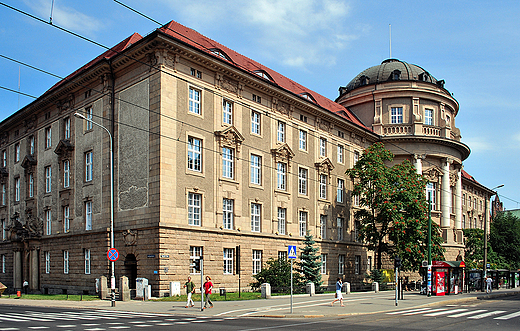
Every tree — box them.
[298,231,323,288]
[250,257,304,291]
[346,142,444,271]
[490,211,520,270]
[463,228,484,270]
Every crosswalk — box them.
[0,310,238,330]
[387,306,520,320]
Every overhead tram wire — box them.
[0,85,37,99]
[2,2,508,205]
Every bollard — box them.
[17,290,21,297]
[344,282,351,295]
[261,283,271,299]
[372,282,379,293]
[306,282,315,296]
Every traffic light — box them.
[192,258,201,272]
[394,256,401,269]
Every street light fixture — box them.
[74,112,115,307]
[483,184,504,290]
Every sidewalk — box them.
[1,288,519,318]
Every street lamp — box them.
[483,184,504,289]
[74,112,115,307]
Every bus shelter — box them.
[428,261,465,296]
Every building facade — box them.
[0,21,494,296]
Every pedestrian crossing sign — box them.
[288,245,297,259]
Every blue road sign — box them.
[288,245,297,259]
[107,248,119,262]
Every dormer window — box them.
[359,75,369,86]
[299,92,317,104]
[209,48,232,62]
[419,72,430,82]
[253,70,274,82]
[391,70,401,81]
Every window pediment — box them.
[315,158,334,175]
[54,139,74,157]
[21,154,37,169]
[271,144,295,165]
[423,166,442,182]
[215,126,244,152]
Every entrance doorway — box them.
[123,254,137,289]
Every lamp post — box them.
[483,184,503,287]
[74,112,115,307]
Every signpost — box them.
[107,248,119,262]
[288,245,297,314]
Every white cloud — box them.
[462,137,493,153]
[24,0,103,36]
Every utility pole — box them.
[427,193,432,297]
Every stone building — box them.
[0,20,494,296]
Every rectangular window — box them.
[85,201,92,230]
[85,249,91,275]
[320,215,327,239]
[354,151,360,165]
[28,173,34,198]
[426,182,436,210]
[252,250,262,275]
[2,219,5,240]
[354,220,361,242]
[276,162,286,190]
[391,107,403,124]
[187,137,202,172]
[337,178,344,203]
[188,192,201,226]
[368,256,373,272]
[63,206,70,233]
[223,100,233,125]
[2,150,6,167]
[250,154,262,185]
[64,117,71,140]
[319,174,327,199]
[223,248,234,275]
[277,207,286,235]
[14,143,20,162]
[353,194,360,207]
[45,252,50,274]
[277,121,285,143]
[299,211,307,237]
[278,251,287,260]
[86,107,93,130]
[1,184,5,205]
[252,94,261,103]
[45,210,51,235]
[299,130,307,151]
[337,217,344,241]
[45,166,52,193]
[338,254,345,274]
[14,177,20,202]
[45,127,52,148]
[462,193,466,206]
[63,251,69,274]
[222,147,234,179]
[63,160,70,188]
[425,108,433,126]
[446,114,451,127]
[319,138,327,157]
[2,254,5,273]
[321,254,327,274]
[251,111,261,135]
[337,145,344,163]
[355,255,361,274]
[251,203,261,232]
[223,198,234,230]
[189,246,202,274]
[29,136,35,155]
[85,152,93,182]
[188,87,201,115]
[298,168,308,195]
[190,68,202,79]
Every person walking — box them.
[331,278,344,306]
[23,280,29,295]
[486,276,493,293]
[183,276,195,308]
[203,276,213,309]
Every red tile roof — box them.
[158,20,369,130]
[462,169,479,184]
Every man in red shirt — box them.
[203,276,213,309]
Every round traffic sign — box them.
[107,248,119,262]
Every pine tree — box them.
[297,231,323,288]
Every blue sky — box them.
[1,0,519,209]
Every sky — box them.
[1,0,519,209]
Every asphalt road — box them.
[1,295,519,330]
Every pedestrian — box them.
[183,276,195,308]
[203,276,213,309]
[486,276,493,293]
[23,280,29,294]
[331,278,344,307]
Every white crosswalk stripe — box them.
[448,309,487,318]
[467,310,507,319]
[424,308,468,316]
[495,310,520,320]
[388,307,520,321]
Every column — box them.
[13,250,22,289]
[441,159,451,228]
[455,168,462,230]
[414,155,422,174]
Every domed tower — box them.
[336,59,470,259]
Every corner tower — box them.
[336,59,471,259]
